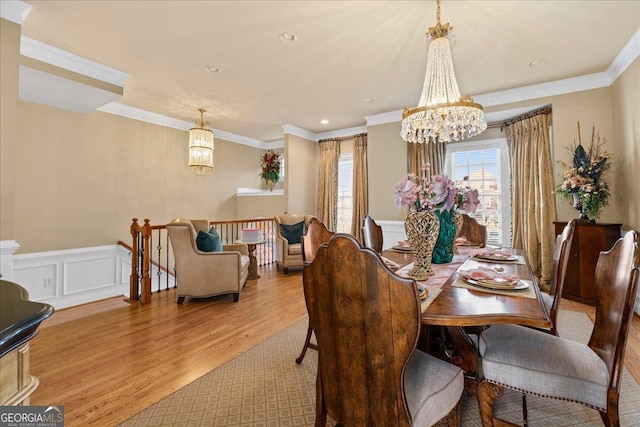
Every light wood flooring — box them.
[29,264,640,427]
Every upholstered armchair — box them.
[166,219,250,304]
[274,213,315,274]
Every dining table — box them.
[381,245,551,389]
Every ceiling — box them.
[15,1,640,143]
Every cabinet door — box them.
[576,226,606,302]
[562,229,582,299]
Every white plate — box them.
[472,253,518,262]
[418,284,428,300]
[392,244,412,252]
[464,277,529,291]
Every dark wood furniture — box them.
[361,214,384,253]
[478,230,640,427]
[304,235,463,426]
[554,221,621,305]
[382,249,550,382]
[301,218,334,264]
[295,218,335,364]
[460,214,487,247]
[236,240,265,280]
[0,280,54,405]
[545,219,576,336]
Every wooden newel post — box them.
[140,219,152,304]
[129,218,140,301]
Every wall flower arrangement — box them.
[555,123,612,221]
[259,149,281,190]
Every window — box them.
[445,138,511,247]
[336,153,353,234]
[278,154,285,182]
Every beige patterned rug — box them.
[120,311,640,426]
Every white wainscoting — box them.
[376,220,406,250]
[11,244,132,310]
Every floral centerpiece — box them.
[395,164,480,274]
[555,123,612,221]
[259,149,281,191]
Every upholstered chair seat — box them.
[479,324,609,410]
[404,349,465,426]
[477,230,640,426]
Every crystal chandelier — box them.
[188,109,214,174]
[401,0,487,144]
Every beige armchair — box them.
[274,213,315,274]
[166,219,250,304]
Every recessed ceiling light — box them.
[279,32,297,42]
[364,98,375,103]
[527,59,545,68]
[320,119,329,125]
[204,66,221,73]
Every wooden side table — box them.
[237,240,265,280]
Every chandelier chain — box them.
[402,0,486,143]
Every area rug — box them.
[120,311,640,426]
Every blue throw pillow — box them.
[196,228,223,252]
[279,221,305,244]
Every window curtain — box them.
[505,110,556,286]
[407,140,446,178]
[317,139,340,231]
[350,134,368,241]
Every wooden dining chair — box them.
[460,214,487,247]
[304,234,463,426]
[362,214,384,253]
[295,217,334,364]
[477,230,640,427]
[540,219,576,336]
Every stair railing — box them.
[128,217,276,304]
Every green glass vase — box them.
[432,209,456,264]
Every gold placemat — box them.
[452,277,536,299]
[420,288,442,312]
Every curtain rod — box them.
[319,132,367,143]
[484,106,552,130]
[503,106,552,127]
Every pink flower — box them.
[394,175,418,209]
[428,174,457,212]
[459,188,480,213]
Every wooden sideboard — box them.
[0,280,54,405]
[554,221,622,305]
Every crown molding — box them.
[21,37,128,87]
[215,129,266,149]
[0,1,31,25]
[316,125,367,140]
[98,102,267,148]
[282,124,318,142]
[606,27,640,83]
[21,23,637,147]
[365,110,403,127]
[265,139,285,149]
[475,72,611,107]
